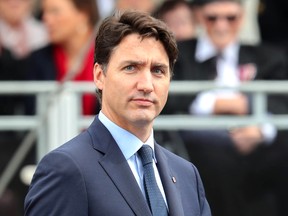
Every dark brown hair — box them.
[94,10,178,73]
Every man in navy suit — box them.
[24,11,211,216]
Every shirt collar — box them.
[195,35,239,63]
[98,111,155,161]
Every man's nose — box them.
[136,71,154,93]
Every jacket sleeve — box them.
[193,165,212,216]
[24,150,88,216]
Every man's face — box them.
[200,2,243,49]
[94,33,170,134]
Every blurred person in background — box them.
[21,0,100,209]
[0,0,48,115]
[115,0,160,14]
[9,1,100,213]
[1,0,98,214]
[0,0,48,59]
[27,0,100,115]
[0,44,35,216]
[0,6,42,211]
[153,0,196,41]
[164,0,288,215]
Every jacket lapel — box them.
[239,45,253,65]
[88,117,151,216]
[155,144,185,216]
[239,46,258,81]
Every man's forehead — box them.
[202,2,243,14]
[110,35,169,61]
[195,0,242,5]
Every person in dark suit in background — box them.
[164,0,288,216]
[24,11,211,216]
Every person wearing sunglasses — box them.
[164,0,288,216]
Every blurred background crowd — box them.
[1,0,288,215]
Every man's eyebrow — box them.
[120,60,145,66]
[120,60,169,69]
[152,63,169,69]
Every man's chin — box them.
[131,113,156,125]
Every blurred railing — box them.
[0,80,288,195]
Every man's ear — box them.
[93,63,104,90]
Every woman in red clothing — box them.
[28,0,100,115]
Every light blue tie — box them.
[138,145,168,216]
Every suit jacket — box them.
[24,116,211,216]
[0,47,30,115]
[164,38,288,115]
[26,45,57,80]
[258,0,288,45]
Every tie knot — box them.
[138,145,153,166]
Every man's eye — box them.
[152,68,165,75]
[124,65,135,71]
